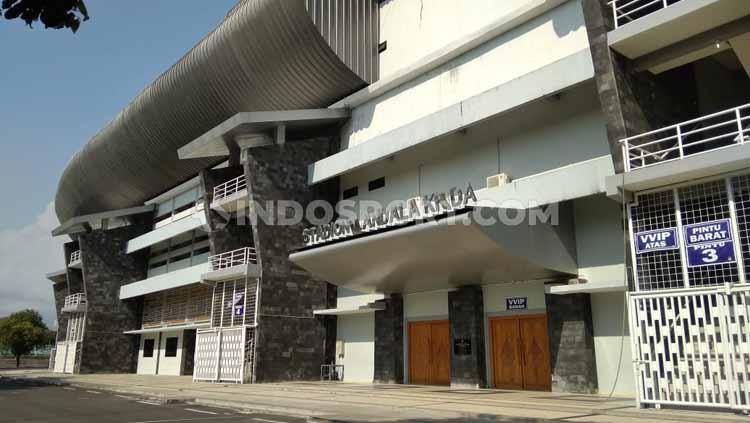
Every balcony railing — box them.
[621,103,750,172]
[609,0,683,29]
[69,250,81,265]
[208,247,258,272]
[63,293,87,311]
[213,175,247,203]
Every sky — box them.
[0,0,237,328]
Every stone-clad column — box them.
[52,281,68,343]
[581,0,699,173]
[77,218,151,374]
[64,241,83,295]
[449,286,487,388]
[242,138,340,382]
[374,294,404,384]
[545,293,598,394]
[200,166,256,253]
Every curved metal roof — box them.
[55,0,371,222]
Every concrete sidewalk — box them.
[2,370,748,423]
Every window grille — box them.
[732,174,750,278]
[678,180,738,287]
[210,279,258,328]
[629,190,684,291]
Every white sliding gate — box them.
[194,327,250,383]
[629,285,750,411]
[53,341,79,374]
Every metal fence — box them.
[609,0,683,28]
[208,247,258,272]
[621,103,750,172]
[213,175,247,204]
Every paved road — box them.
[0,378,305,423]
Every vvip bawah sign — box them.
[506,297,527,310]
[683,219,736,268]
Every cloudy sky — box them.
[0,1,236,328]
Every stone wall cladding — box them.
[545,293,598,394]
[374,294,404,384]
[77,219,151,374]
[581,0,698,173]
[200,166,256,254]
[242,138,339,383]
[449,286,487,388]
[64,241,84,295]
[52,282,68,343]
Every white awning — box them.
[124,322,210,335]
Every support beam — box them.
[730,32,750,78]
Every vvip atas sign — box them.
[635,228,679,254]
[303,184,478,247]
[683,219,736,268]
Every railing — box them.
[64,293,87,309]
[213,175,247,203]
[208,247,258,271]
[621,103,750,171]
[69,250,81,264]
[609,0,683,29]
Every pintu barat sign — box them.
[303,184,478,247]
[683,219,736,268]
[634,228,679,254]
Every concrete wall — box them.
[339,88,608,208]
[591,291,635,396]
[336,314,375,383]
[404,291,449,320]
[343,0,590,148]
[483,282,547,315]
[573,195,625,285]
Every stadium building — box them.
[44,0,750,409]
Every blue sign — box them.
[683,219,737,268]
[232,293,245,317]
[234,305,244,316]
[506,297,527,311]
[635,228,679,254]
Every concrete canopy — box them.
[289,207,578,294]
[54,0,373,222]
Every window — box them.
[147,230,211,277]
[368,177,385,191]
[343,186,359,200]
[143,339,155,358]
[164,337,179,357]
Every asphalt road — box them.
[0,377,305,423]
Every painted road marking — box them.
[184,408,217,415]
[116,394,136,400]
[137,400,163,406]
[86,390,102,394]
[129,417,245,423]
[63,387,76,391]
[253,418,287,423]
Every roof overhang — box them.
[313,302,386,316]
[52,205,155,237]
[46,269,68,284]
[178,109,351,160]
[290,206,578,294]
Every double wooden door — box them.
[490,315,551,391]
[408,320,450,386]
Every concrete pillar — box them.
[373,294,404,384]
[242,138,339,382]
[545,293,598,394]
[449,286,487,388]
[52,281,68,343]
[77,219,151,374]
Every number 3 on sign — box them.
[701,248,719,263]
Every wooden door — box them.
[518,315,551,391]
[408,320,450,386]
[408,322,431,385]
[490,315,551,391]
[429,321,451,386]
[490,317,523,389]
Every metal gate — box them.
[53,341,78,374]
[629,285,750,411]
[193,327,248,383]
